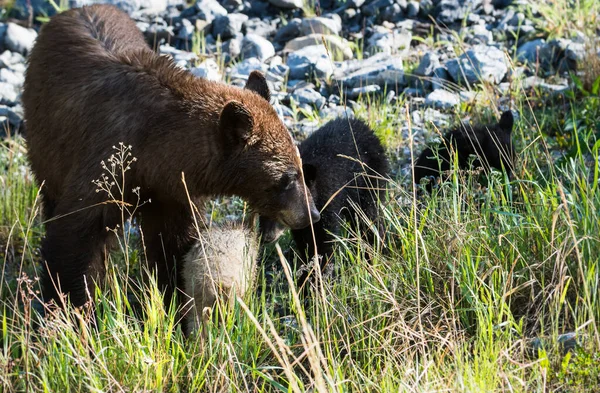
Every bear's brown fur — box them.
[23,4,319,308]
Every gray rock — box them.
[328,94,341,104]
[0,50,25,69]
[231,57,269,78]
[194,0,228,23]
[0,82,18,105]
[334,53,404,88]
[529,332,579,358]
[241,34,275,61]
[406,1,419,17]
[335,0,365,8]
[274,102,295,121]
[0,68,24,87]
[221,34,243,61]
[381,4,404,23]
[433,0,481,25]
[190,59,222,81]
[301,16,342,36]
[367,28,412,56]
[0,24,5,53]
[432,66,450,90]
[177,18,195,41]
[220,0,243,12]
[319,106,354,120]
[212,13,248,40]
[516,39,546,65]
[415,52,440,76]
[284,34,353,60]
[492,0,512,8]
[267,64,290,82]
[467,24,493,45]
[4,23,37,56]
[159,44,198,64]
[345,84,381,99]
[517,38,583,73]
[269,0,303,9]
[290,87,326,109]
[274,18,302,43]
[139,0,173,12]
[287,45,334,80]
[446,45,507,85]
[362,0,394,17]
[0,104,23,129]
[550,38,585,72]
[69,0,149,15]
[403,87,425,97]
[243,18,277,38]
[425,89,460,109]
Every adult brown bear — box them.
[23,4,319,308]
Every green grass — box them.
[2,4,600,389]
[2,78,600,391]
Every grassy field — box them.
[2,6,600,393]
[2,85,600,391]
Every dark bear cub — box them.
[414,110,515,191]
[261,117,390,289]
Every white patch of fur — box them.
[182,225,258,335]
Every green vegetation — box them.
[2,3,600,390]
[2,71,600,390]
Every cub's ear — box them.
[245,71,271,102]
[498,110,514,133]
[220,101,255,148]
[302,163,317,187]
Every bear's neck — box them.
[122,52,252,199]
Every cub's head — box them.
[476,110,515,177]
[218,71,320,230]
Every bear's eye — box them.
[280,172,297,190]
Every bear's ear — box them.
[220,101,255,148]
[245,71,271,102]
[302,163,317,187]
[498,110,514,133]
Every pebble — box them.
[241,34,275,61]
[268,0,304,9]
[4,23,37,55]
[212,13,248,40]
[290,87,326,109]
[446,45,508,85]
[425,89,460,109]
[287,45,334,80]
[284,34,353,60]
[190,59,222,81]
[300,16,342,36]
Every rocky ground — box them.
[0,0,599,175]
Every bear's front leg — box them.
[139,201,196,312]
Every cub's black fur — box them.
[414,110,515,191]
[260,117,389,288]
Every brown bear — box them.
[260,117,389,291]
[181,220,258,336]
[413,110,515,192]
[22,4,319,309]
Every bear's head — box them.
[219,71,320,230]
[474,110,515,177]
[259,162,318,243]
